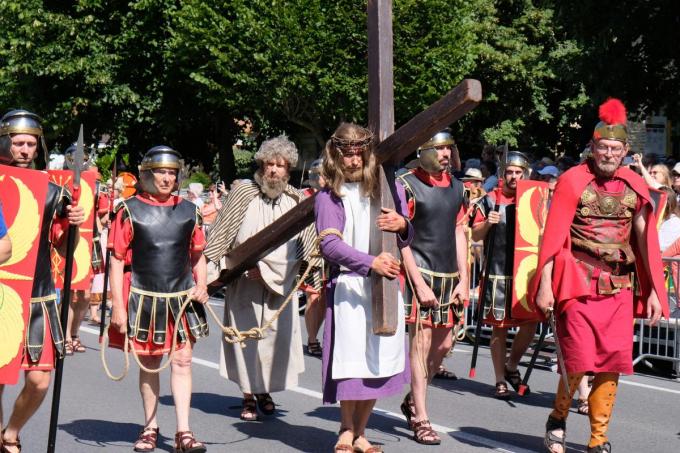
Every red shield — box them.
[0,165,48,384]
[48,170,98,290]
[511,180,550,321]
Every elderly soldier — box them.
[396,131,469,445]
[0,110,85,453]
[532,99,668,453]
[109,146,209,453]
[471,151,538,399]
[204,136,316,422]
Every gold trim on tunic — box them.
[129,286,192,298]
[30,294,58,303]
[417,268,460,278]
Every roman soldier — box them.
[470,151,539,399]
[109,145,209,453]
[531,99,668,453]
[0,109,85,453]
[396,130,469,445]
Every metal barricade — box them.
[632,257,680,377]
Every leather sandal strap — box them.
[175,431,204,449]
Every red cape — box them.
[528,162,669,318]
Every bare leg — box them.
[409,326,432,423]
[337,401,357,448]
[352,399,377,451]
[490,326,508,384]
[170,343,194,432]
[304,291,324,344]
[427,327,453,384]
[506,322,538,370]
[2,370,52,453]
[67,290,90,343]
[135,355,162,449]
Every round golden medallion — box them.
[581,206,591,216]
[599,196,618,215]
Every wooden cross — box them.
[208,0,482,335]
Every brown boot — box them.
[587,372,619,450]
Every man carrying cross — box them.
[316,122,413,453]
[203,135,316,422]
[0,110,85,453]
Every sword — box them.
[547,308,571,395]
[517,320,549,396]
[47,125,85,453]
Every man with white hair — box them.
[204,135,316,422]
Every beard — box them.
[255,171,289,199]
[592,159,618,178]
[343,167,363,182]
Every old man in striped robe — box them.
[204,135,316,422]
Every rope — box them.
[100,294,195,380]
[203,262,314,348]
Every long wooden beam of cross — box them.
[207,1,482,335]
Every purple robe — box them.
[315,184,413,404]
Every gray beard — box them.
[592,160,617,178]
[255,171,289,199]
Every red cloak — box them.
[528,162,669,318]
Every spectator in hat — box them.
[536,165,560,193]
[461,167,486,203]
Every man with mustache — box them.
[531,98,668,453]
[204,136,317,422]
[395,130,469,445]
[470,151,539,400]
[0,110,85,453]
[109,146,210,452]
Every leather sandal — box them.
[494,381,511,400]
[544,416,566,453]
[504,366,526,394]
[577,397,589,415]
[306,340,322,357]
[174,431,206,453]
[240,396,258,421]
[411,419,441,445]
[72,337,86,353]
[133,426,159,452]
[64,339,74,356]
[254,393,276,415]
[0,430,21,453]
[400,392,415,429]
[352,434,384,452]
[334,427,354,452]
[587,442,611,453]
[433,364,458,380]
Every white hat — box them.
[188,182,204,197]
[461,168,484,181]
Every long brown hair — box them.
[322,122,379,198]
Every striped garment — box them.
[203,181,317,272]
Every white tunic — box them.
[331,182,406,379]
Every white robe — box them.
[331,183,406,379]
[219,193,304,393]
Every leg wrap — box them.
[588,372,619,449]
[549,372,584,421]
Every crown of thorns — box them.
[331,131,373,150]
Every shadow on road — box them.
[59,419,176,451]
[431,377,559,410]
[452,426,585,452]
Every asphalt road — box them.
[3,298,679,452]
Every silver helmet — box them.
[305,158,323,189]
[62,142,95,171]
[417,130,455,173]
[0,109,48,166]
[501,151,530,178]
[138,145,183,194]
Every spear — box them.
[47,125,85,453]
[469,188,501,378]
[99,158,117,340]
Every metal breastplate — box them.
[399,172,464,274]
[125,197,198,293]
[31,182,66,299]
[571,182,636,265]
[478,194,516,277]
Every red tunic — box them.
[108,194,205,356]
[529,163,669,374]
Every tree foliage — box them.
[0,0,676,179]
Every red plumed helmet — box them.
[598,98,627,125]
